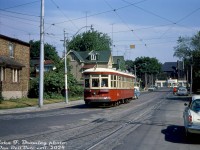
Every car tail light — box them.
[188,115,193,125]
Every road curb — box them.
[0,100,84,115]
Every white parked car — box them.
[148,85,156,91]
[177,87,188,96]
[183,95,200,137]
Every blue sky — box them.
[0,0,200,63]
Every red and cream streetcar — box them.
[83,68,135,106]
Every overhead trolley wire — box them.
[104,0,148,45]
[0,9,39,17]
[50,0,79,30]
[104,0,156,58]
[158,7,200,38]
[0,0,40,10]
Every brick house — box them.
[67,50,113,84]
[0,34,30,99]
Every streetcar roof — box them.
[83,68,135,78]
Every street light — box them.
[62,25,93,104]
[73,25,93,38]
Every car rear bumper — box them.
[186,125,200,134]
[177,93,188,96]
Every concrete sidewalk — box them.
[0,100,85,115]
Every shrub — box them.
[0,92,3,104]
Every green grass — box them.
[0,96,83,110]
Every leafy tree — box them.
[68,30,112,51]
[126,60,135,73]
[173,36,192,59]
[174,31,200,92]
[174,31,200,60]
[132,57,162,75]
[126,57,162,88]
[29,40,60,64]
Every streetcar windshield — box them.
[92,78,99,87]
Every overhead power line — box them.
[1,0,40,10]
[50,0,78,29]
[0,9,39,17]
[121,0,175,24]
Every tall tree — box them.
[68,30,112,51]
[127,57,162,76]
[126,57,162,87]
[174,31,200,92]
[29,40,60,63]
[174,31,200,59]
[173,36,192,59]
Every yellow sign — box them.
[130,45,135,49]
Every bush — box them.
[44,92,64,99]
[0,92,3,104]
[28,71,84,99]
[28,78,39,98]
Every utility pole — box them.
[190,64,193,95]
[39,0,44,107]
[134,65,137,82]
[64,30,68,103]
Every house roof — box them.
[30,59,54,66]
[68,50,111,63]
[0,56,25,69]
[0,34,30,46]
[162,62,177,72]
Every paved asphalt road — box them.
[0,88,200,150]
[114,93,200,150]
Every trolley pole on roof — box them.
[39,0,44,107]
[64,30,68,103]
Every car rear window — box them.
[179,88,186,91]
[191,100,200,111]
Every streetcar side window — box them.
[92,78,99,87]
[111,75,117,88]
[101,78,108,87]
[85,79,90,88]
[118,76,122,88]
[122,76,125,88]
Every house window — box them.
[91,54,96,60]
[12,69,19,83]
[44,65,53,72]
[0,67,5,81]
[71,55,76,61]
[9,43,14,57]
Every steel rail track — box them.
[2,90,171,150]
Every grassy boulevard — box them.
[0,97,83,110]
